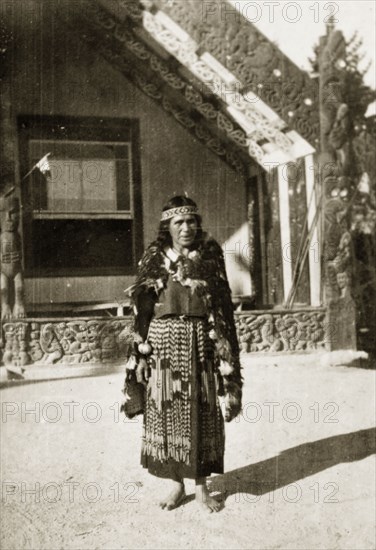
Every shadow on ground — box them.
[209,427,376,497]
[0,368,123,389]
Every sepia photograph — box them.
[0,0,375,548]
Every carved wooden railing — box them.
[0,307,334,368]
[235,308,328,353]
[0,317,134,368]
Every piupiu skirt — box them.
[141,316,225,479]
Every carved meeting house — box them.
[0,0,365,368]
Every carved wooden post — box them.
[0,14,27,365]
[318,22,357,350]
[0,194,26,321]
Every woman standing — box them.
[126,195,242,512]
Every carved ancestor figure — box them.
[318,23,356,306]
[0,195,26,320]
[328,103,351,172]
[324,191,352,300]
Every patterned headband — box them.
[161,205,199,221]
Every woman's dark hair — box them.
[155,195,203,249]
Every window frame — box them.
[18,115,143,277]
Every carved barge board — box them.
[60,0,250,178]
[152,0,320,146]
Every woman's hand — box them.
[136,357,150,386]
[223,381,242,422]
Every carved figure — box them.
[2,322,30,366]
[318,23,357,313]
[0,195,26,320]
[324,192,352,300]
[328,103,351,171]
[39,324,63,364]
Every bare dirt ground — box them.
[1,355,375,550]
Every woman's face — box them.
[169,214,198,250]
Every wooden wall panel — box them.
[264,168,284,306]
[286,159,311,305]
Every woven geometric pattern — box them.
[142,317,224,468]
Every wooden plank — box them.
[32,211,133,220]
[286,157,310,305]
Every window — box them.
[18,116,143,276]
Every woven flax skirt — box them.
[141,316,225,479]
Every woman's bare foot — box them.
[159,480,186,511]
[195,479,221,513]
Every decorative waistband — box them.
[156,314,207,320]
